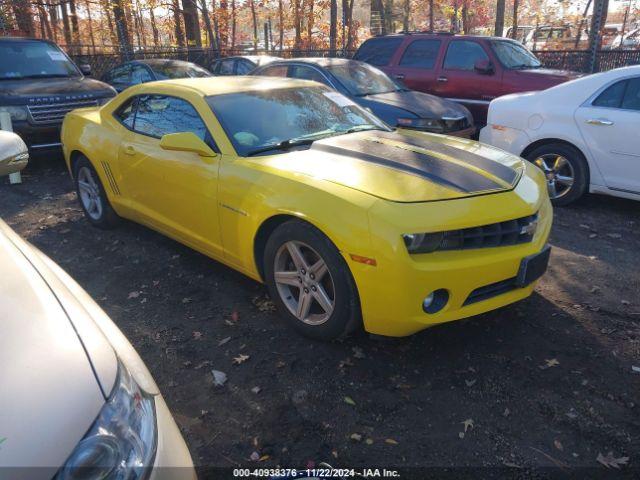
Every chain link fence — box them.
[64,45,640,79]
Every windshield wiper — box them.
[247,138,317,156]
[339,124,386,134]
[510,64,541,70]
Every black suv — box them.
[0,37,116,151]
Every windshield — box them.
[326,62,401,96]
[491,40,541,69]
[152,62,211,79]
[207,86,388,156]
[0,40,80,80]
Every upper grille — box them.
[27,99,98,125]
[439,213,538,251]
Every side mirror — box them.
[159,132,217,158]
[79,64,92,76]
[0,131,29,176]
[474,59,494,75]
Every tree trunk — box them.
[494,0,505,36]
[84,0,96,53]
[429,0,434,31]
[306,0,314,47]
[403,0,410,31]
[102,0,118,47]
[68,0,80,46]
[173,0,186,47]
[37,1,54,39]
[12,0,35,36]
[48,3,59,42]
[199,0,216,48]
[346,0,355,51]
[61,1,73,46]
[588,0,609,72]
[462,2,469,34]
[231,0,237,48]
[181,0,202,47]
[112,0,132,57]
[511,0,519,39]
[293,0,302,50]
[278,0,283,52]
[250,0,258,51]
[149,6,160,47]
[218,0,228,48]
[329,0,337,54]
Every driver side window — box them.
[443,41,489,71]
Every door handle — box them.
[586,118,614,126]
[437,76,448,82]
[123,145,136,155]
[394,74,405,80]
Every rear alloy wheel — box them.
[74,156,119,228]
[526,143,588,206]
[264,220,361,341]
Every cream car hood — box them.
[0,221,117,478]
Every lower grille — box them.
[28,99,98,125]
[463,278,517,306]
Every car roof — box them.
[135,58,195,67]
[146,76,319,96]
[365,32,508,42]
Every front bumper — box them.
[348,166,552,337]
[150,395,196,480]
[479,124,530,157]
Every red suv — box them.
[353,33,580,125]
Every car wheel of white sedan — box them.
[526,143,588,206]
[264,220,361,341]
[74,156,119,228]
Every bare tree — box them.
[249,0,258,51]
[172,0,186,47]
[511,0,519,39]
[11,0,35,36]
[329,0,337,54]
[182,0,202,47]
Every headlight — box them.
[402,232,444,254]
[397,117,444,132]
[0,106,29,121]
[56,359,157,480]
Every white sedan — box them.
[480,66,640,205]
[0,219,195,479]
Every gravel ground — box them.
[1,156,639,477]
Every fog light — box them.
[422,289,449,314]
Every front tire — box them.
[263,220,361,341]
[73,156,119,229]
[525,143,588,206]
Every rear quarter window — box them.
[353,37,403,66]
[399,39,442,68]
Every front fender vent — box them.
[101,162,120,195]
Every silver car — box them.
[0,219,195,479]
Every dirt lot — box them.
[2,157,639,476]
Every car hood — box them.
[512,68,582,86]
[364,90,472,120]
[0,221,116,477]
[0,77,115,105]
[262,130,524,203]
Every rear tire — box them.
[264,220,361,341]
[73,156,119,229]
[525,143,588,206]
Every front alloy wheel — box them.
[264,220,361,341]
[77,166,104,221]
[274,240,335,325]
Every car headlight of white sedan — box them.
[56,359,157,480]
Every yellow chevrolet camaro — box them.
[61,77,552,340]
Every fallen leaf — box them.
[233,354,250,365]
[350,433,362,442]
[621,300,631,306]
[344,396,356,406]
[181,297,191,304]
[127,291,141,299]
[251,386,261,394]
[218,336,232,346]
[465,379,476,387]
[365,438,374,445]
[259,455,270,461]
[540,358,560,369]
[461,419,474,432]
[385,438,398,445]
[211,369,227,387]
[554,440,564,451]
[192,331,202,340]
[606,233,622,239]
[249,451,260,461]
[352,346,366,359]
[632,366,640,374]
[597,452,629,469]
[231,311,240,322]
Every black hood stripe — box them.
[313,134,509,194]
[376,131,520,186]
